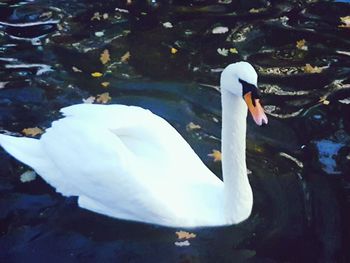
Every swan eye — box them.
[239,78,261,106]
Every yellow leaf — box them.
[100,49,110,65]
[171,47,178,54]
[91,72,103,77]
[120,51,131,63]
[229,48,238,54]
[72,66,82,72]
[101,82,110,88]
[186,122,201,131]
[175,230,196,240]
[303,64,323,74]
[22,127,44,137]
[339,16,350,28]
[96,92,111,104]
[323,100,330,105]
[208,149,222,162]
[296,39,308,50]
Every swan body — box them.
[0,62,267,227]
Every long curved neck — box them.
[221,89,253,224]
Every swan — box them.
[0,61,268,228]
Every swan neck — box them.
[221,89,253,224]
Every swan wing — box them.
[39,104,222,226]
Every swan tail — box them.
[0,134,74,196]
[0,134,44,168]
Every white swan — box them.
[0,61,267,228]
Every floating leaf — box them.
[91,12,102,21]
[249,8,266,13]
[96,92,111,104]
[186,122,201,131]
[296,39,308,51]
[217,48,228,56]
[101,82,110,88]
[171,47,178,54]
[212,26,229,34]
[22,127,44,137]
[20,170,37,183]
[229,48,238,54]
[103,13,109,20]
[176,230,197,240]
[95,31,104,37]
[91,72,103,77]
[174,241,191,247]
[321,99,330,105]
[339,16,350,28]
[163,22,173,28]
[121,51,131,63]
[100,49,110,65]
[339,98,350,104]
[208,149,222,162]
[303,64,323,74]
[82,96,96,104]
[72,66,82,72]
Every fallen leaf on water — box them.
[103,13,109,20]
[217,48,228,56]
[212,26,229,34]
[100,49,110,65]
[22,127,44,137]
[249,8,266,13]
[101,82,110,88]
[72,66,82,72]
[176,230,197,240]
[339,98,350,104]
[83,96,96,104]
[171,47,178,54]
[229,48,238,54]
[208,149,222,162]
[91,72,103,77]
[95,31,104,37]
[20,170,37,183]
[163,22,173,28]
[186,122,201,131]
[296,39,308,51]
[303,64,323,74]
[121,51,131,63]
[174,240,191,247]
[91,12,102,21]
[96,92,111,104]
[339,16,350,28]
[320,98,330,105]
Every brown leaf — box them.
[175,230,196,240]
[96,92,111,104]
[303,64,323,74]
[22,127,44,137]
[208,149,222,162]
[120,51,131,63]
[339,16,350,28]
[100,49,110,65]
[296,39,308,51]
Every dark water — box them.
[0,0,350,262]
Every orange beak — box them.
[244,92,268,126]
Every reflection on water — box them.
[0,0,350,262]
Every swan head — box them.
[220,61,268,126]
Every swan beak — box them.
[244,92,268,126]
